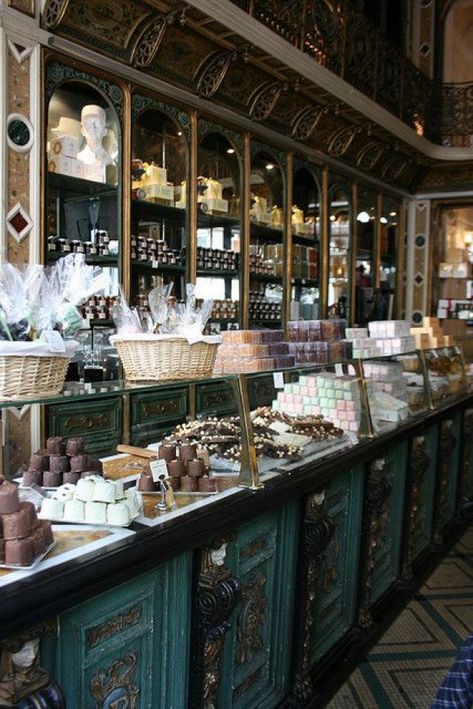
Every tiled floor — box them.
[327,527,473,708]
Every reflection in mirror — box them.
[354,186,377,325]
[379,195,399,318]
[195,131,241,333]
[328,184,351,321]
[131,106,188,303]
[291,166,320,320]
[249,150,285,327]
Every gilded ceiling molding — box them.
[327,125,362,156]
[249,81,287,122]
[132,6,187,69]
[356,141,384,170]
[42,0,70,30]
[291,105,329,141]
[197,45,250,99]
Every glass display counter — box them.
[420,346,467,408]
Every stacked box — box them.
[363,361,408,402]
[286,319,351,364]
[214,330,294,373]
[272,372,361,433]
[410,317,453,349]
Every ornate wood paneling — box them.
[461,408,473,502]
[407,427,438,567]
[219,503,299,708]
[435,414,462,537]
[49,554,192,708]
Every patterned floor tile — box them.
[420,557,473,595]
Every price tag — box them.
[149,458,169,482]
[42,330,66,354]
[152,260,159,270]
[335,363,344,377]
[273,372,284,389]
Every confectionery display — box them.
[249,288,282,322]
[197,247,239,272]
[131,235,185,268]
[0,477,54,567]
[423,347,466,403]
[197,176,228,214]
[291,206,316,236]
[367,320,416,355]
[250,244,283,277]
[287,319,352,364]
[272,373,362,434]
[39,479,141,526]
[136,442,217,494]
[22,436,103,489]
[209,300,239,322]
[132,160,174,203]
[249,194,272,225]
[292,245,318,280]
[81,295,119,322]
[163,406,344,468]
[410,317,453,349]
[47,230,116,258]
[214,330,295,373]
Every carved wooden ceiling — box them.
[41,0,468,192]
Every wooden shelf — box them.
[46,252,119,267]
[48,172,117,197]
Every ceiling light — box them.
[226,148,235,154]
[330,215,336,222]
[177,131,182,136]
[265,163,274,170]
[357,211,370,223]
[380,216,388,224]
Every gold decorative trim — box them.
[90,653,140,708]
[87,606,141,648]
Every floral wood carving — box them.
[406,435,430,569]
[249,82,286,122]
[42,0,70,29]
[327,125,362,156]
[291,106,329,141]
[197,46,250,99]
[131,6,187,69]
[236,574,267,664]
[90,653,140,708]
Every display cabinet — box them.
[420,345,467,408]
[249,144,286,328]
[195,124,242,333]
[290,162,321,321]
[130,94,189,306]
[327,181,351,322]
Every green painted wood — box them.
[195,381,237,417]
[370,440,408,604]
[220,502,299,709]
[437,413,462,530]
[312,464,364,662]
[130,388,188,447]
[411,425,438,562]
[47,397,122,458]
[460,407,473,501]
[49,553,191,709]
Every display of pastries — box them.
[22,436,103,489]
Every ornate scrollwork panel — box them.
[462,409,473,499]
[356,141,384,171]
[236,573,267,665]
[291,106,328,141]
[406,435,430,568]
[291,492,336,704]
[131,6,187,69]
[46,62,124,119]
[327,125,361,156]
[90,652,140,708]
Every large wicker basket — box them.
[0,355,70,399]
[111,334,220,381]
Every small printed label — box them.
[273,372,284,389]
[335,363,344,377]
[150,458,169,482]
[42,330,66,353]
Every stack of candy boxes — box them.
[272,372,361,434]
[363,361,408,402]
[345,321,416,358]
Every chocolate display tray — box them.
[37,513,140,529]
[0,541,56,571]
[15,478,57,491]
[137,489,218,496]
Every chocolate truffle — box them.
[29,450,49,472]
[158,445,176,463]
[136,474,155,492]
[65,437,85,456]
[179,476,198,492]
[49,455,70,473]
[2,507,30,540]
[187,459,204,478]
[41,521,54,546]
[0,480,20,514]
[46,436,65,455]
[63,472,81,485]
[20,501,38,529]
[22,470,42,487]
[169,477,180,492]
[5,537,34,566]
[70,454,89,473]
[168,460,185,478]
[43,471,62,488]
[179,443,197,465]
[88,457,103,475]
[198,477,218,493]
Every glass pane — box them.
[355,186,377,325]
[291,166,320,320]
[328,185,351,321]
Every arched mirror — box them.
[249,148,285,327]
[354,185,377,325]
[291,164,321,320]
[46,73,122,381]
[328,183,351,321]
[131,100,188,304]
[195,129,241,333]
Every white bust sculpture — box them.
[77,104,115,183]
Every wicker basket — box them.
[111,334,219,381]
[0,355,70,399]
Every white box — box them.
[143,183,174,203]
[200,198,228,214]
[49,136,81,159]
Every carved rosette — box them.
[192,537,241,709]
[249,82,285,122]
[291,106,328,141]
[42,0,70,29]
[405,436,430,572]
[358,458,392,628]
[291,492,336,705]
[90,653,140,708]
